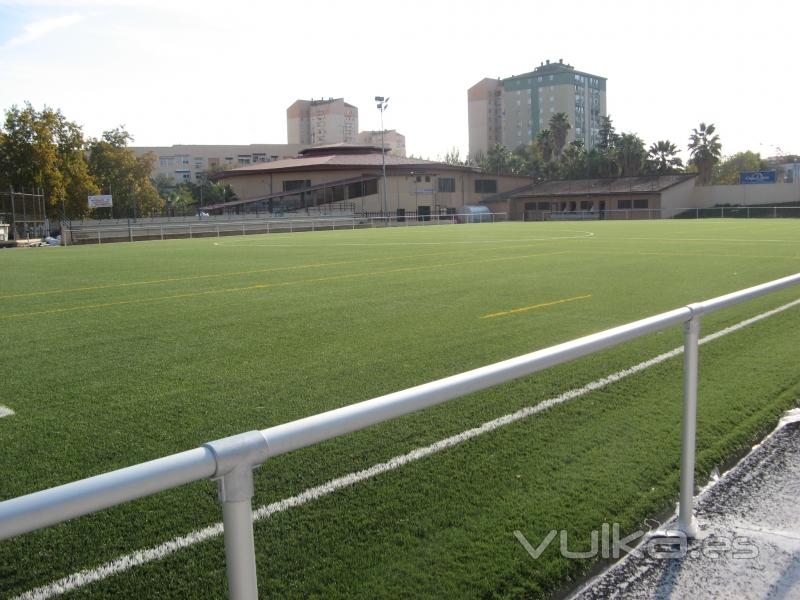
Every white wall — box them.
[691,182,800,207]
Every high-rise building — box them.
[357,130,406,157]
[468,60,606,159]
[287,98,359,145]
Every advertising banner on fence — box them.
[88,195,113,208]
[739,171,777,184]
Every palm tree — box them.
[560,140,588,179]
[549,112,571,158]
[647,140,684,175]
[536,129,555,163]
[688,123,722,185]
[481,144,512,175]
[614,132,646,177]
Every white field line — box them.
[14,297,800,600]
[0,406,14,418]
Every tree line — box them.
[0,103,231,219]
[448,114,756,186]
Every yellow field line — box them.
[0,239,569,301]
[1,251,569,320]
[0,252,448,300]
[480,294,592,319]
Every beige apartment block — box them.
[468,60,606,160]
[287,98,359,146]
[131,144,305,185]
[356,130,406,157]
[467,78,503,160]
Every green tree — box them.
[688,122,722,185]
[712,151,767,184]
[560,140,588,179]
[480,144,512,175]
[614,132,647,177]
[535,129,555,163]
[0,103,98,218]
[591,115,620,178]
[549,112,571,158]
[443,147,474,166]
[647,140,684,175]
[596,115,618,151]
[87,128,163,217]
[164,185,196,216]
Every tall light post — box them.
[375,96,389,221]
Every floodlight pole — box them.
[375,96,389,224]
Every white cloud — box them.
[5,13,83,47]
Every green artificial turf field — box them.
[1,219,799,598]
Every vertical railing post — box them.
[218,467,258,600]
[678,308,701,537]
[205,431,269,600]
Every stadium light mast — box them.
[375,96,389,221]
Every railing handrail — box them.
[1,271,799,599]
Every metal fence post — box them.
[678,309,701,537]
[205,431,269,600]
[218,467,258,600]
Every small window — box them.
[474,179,497,194]
[633,199,649,209]
[537,202,550,210]
[580,201,592,210]
[416,176,421,182]
[618,200,632,209]
[425,175,431,183]
[283,179,311,192]
[438,178,455,193]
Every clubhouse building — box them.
[208,144,533,218]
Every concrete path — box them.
[573,408,800,600]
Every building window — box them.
[474,179,497,194]
[633,199,649,209]
[580,201,592,210]
[283,180,311,192]
[425,175,431,182]
[438,177,455,193]
[618,200,632,209]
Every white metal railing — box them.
[63,213,508,245]
[1,273,799,598]
[522,206,800,221]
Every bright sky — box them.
[0,0,797,162]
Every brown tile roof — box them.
[483,174,696,202]
[214,150,476,179]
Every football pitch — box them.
[1,220,799,598]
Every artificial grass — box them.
[0,220,799,598]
